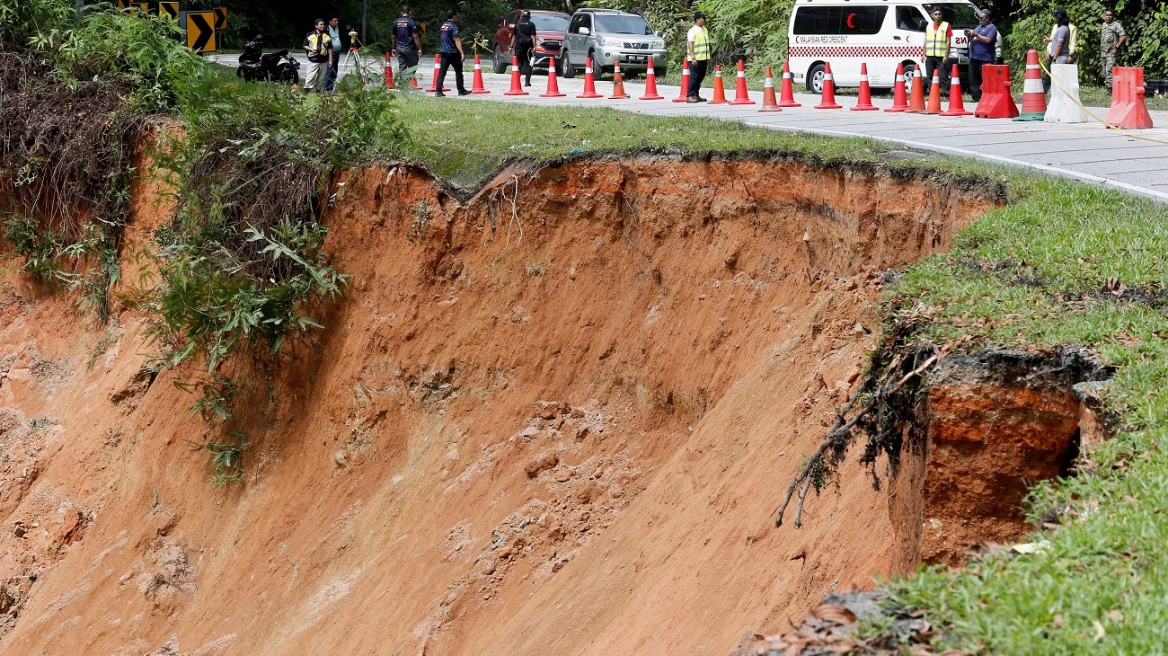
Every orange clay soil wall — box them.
[1,154,1002,656]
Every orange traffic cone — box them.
[426,54,450,92]
[540,58,565,97]
[940,63,972,116]
[610,61,630,99]
[673,59,691,102]
[778,61,801,107]
[924,68,942,114]
[385,52,395,89]
[885,62,909,112]
[470,54,490,94]
[760,65,781,112]
[904,71,926,113]
[640,64,664,100]
[409,63,421,89]
[728,59,755,105]
[852,62,878,111]
[709,65,727,104]
[577,57,602,99]
[814,62,842,109]
[1014,49,1047,121]
[504,55,528,96]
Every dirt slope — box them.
[0,155,998,655]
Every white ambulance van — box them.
[787,0,982,92]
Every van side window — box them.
[896,6,926,31]
[792,6,888,35]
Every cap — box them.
[694,11,707,20]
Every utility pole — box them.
[362,0,368,45]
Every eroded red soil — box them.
[0,155,999,655]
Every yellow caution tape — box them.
[1038,57,1168,146]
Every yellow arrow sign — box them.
[214,6,227,30]
[117,0,148,13]
[159,2,178,21]
[185,11,217,52]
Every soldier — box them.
[1100,9,1127,96]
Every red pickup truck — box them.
[492,9,571,75]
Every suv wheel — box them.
[492,44,508,74]
[559,52,574,78]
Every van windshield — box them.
[594,14,654,35]
[922,3,980,29]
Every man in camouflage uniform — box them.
[1100,9,1127,95]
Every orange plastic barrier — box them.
[1106,67,1154,129]
[973,65,1018,118]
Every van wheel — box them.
[902,62,918,88]
[807,63,825,93]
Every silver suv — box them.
[561,9,667,79]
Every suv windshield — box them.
[532,15,569,31]
[594,14,653,35]
[922,3,980,28]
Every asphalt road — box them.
[213,52,1168,202]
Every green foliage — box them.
[190,432,249,487]
[702,0,792,64]
[0,0,72,45]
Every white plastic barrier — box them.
[1045,63,1088,123]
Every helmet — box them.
[521,10,531,19]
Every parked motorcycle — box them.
[236,36,300,85]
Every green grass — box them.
[397,97,1168,653]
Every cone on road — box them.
[385,52,395,89]
[885,63,909,112]
[504,55,529,96]
[470,54,490,94]
[409,66,421,89]
[904,72,926,113]
[814,62,842,109]
[924,69,942,114]
[709,65,727,104]
[940,63,972,116]
[577,58,602,99]
[778,61,801,107]
[1014,49,1047,121]
[609,61,630,99]
[760,65,781,112]
[728,59,756,105]
[540,57,566,97]
[673,59,691,102]
[640,65,664,100]
[851,62,878,111]
[426,54,450,92]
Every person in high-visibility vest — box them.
[923,8,953,97]
[686,11,710,103]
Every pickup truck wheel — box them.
[492,44,508,74]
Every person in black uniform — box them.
[391,6,423,75]
[513,10,537,87]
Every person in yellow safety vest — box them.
[686,11,710,103]
[923,8,953,98]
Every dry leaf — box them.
[1093,620,1106,641]
[1106,609,1125,623]
[1052,613,1066,628]
[810,603,857,625]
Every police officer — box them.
[1100,9,1127,95]
[435,10,470,97]
[391,6,423,77]
[923,8,952,97]
[513,10,538,87]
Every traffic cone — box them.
[814,62,841,109]
[885,62,909,112]
[851,62,878,111]
[470,54,490,94]
[540,57,565,97]
[940,63,972,116]
[385,52,394,89]
[673,59,691,102]
[904,72,926,113]
[426,54,450,92]
[777,61,801,107]
[640,64,664,100]
[1014,49,1047,121]
[504,55,528,96]
[709,65,727,104]
[609,61,630,99]
[577,57,602,99]
[924,68,942,114]
[760,65,781,112]
[728,59,755,105]
[409,64,421,89]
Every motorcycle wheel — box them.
[280,68,300,86]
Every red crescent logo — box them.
[847,12,856,29]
